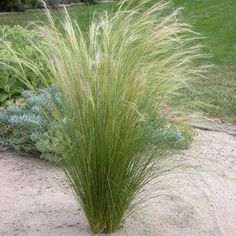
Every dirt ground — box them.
[0,130,235,236]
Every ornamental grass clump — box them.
[0,0,203,233]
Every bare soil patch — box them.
[0,130,235,236]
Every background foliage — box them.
[0,0,94,11]
[0,25,49,105]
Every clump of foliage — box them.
[154,122,194,150]
[0,0,83,11]
[0,0,203,233]
[0,86,65,162]
[0,0,24,12]
[0,87,193,161]
[80,0,94,4]
[0,25,49,105]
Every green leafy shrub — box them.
[0,86,65,162]
[0,0,24,11]
[23,0,41,9]
[0,0,203,233]
[0,25,49,105]
[0,0,81,11]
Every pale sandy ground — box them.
[0,130,235,236]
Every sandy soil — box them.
[0,130,235,236]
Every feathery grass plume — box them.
[0,0,203,233]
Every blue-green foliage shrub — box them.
[0,86,193,162]
[0,25,49,104]
[0,86,66,162]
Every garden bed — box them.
[1,130,235,236]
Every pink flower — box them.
[15,99,25,106]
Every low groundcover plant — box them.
[0,0,203,233]
[0,86,65,160]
